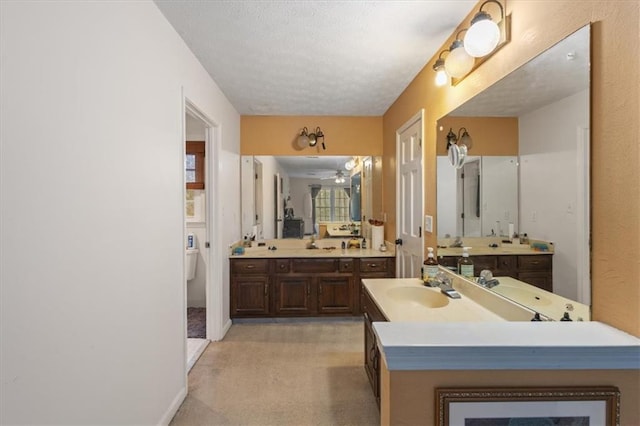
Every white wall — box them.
[437,156,458,237]
[519,89,589,300]
[0,1,240,425]
[254,156,288,239]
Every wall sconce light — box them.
[444,30,475,79]
[446,127,473,169]
[433,50,449,87]
[345,158,356,171]
[297,126,326,150]
[464,0,507,58]
[446,127,473,149]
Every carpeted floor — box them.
[170,320,379,426]
[188,307,206,338]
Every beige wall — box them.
[241,115,383,156]
[436,116,519,156]
[382,1,639,337]
[380,360,640,425]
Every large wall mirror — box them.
[240,155,381,240]
[436,26,591,315]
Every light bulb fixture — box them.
[458,127,473,150]
[445,127,473,150]
[445,128,458,149]
[444,30,475,78]
[433,50,449,87]
[297,127,310,149]
[464,0,505,58]
[296,126,326,150]
[345,159,356,171]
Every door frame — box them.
[395,110,425,277]
[183,98,225,344]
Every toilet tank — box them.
[185,248,199,281]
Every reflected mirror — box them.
[241,155,380,241]
[436,26,590,320]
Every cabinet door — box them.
[317,276,353,314]
[274,276,315,315]
[231,277,270,316]
[363,312,379,402]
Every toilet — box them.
[185,248,199,281]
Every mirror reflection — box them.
[241,155,381,241]
[436,26,590,320]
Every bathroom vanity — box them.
[438,244,554,291]
[229,240,395,318]
[361,272,640,424]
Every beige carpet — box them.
[170,320,379,426]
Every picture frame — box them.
[436,387,620,426]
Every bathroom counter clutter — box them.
[362,278,505,322]
[231,239,394,258]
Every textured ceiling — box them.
[154,1,477,116]
[274,156,353,179]
[449,26,590,117]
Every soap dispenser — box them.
[422,247,439,285]
[457,247,474,279]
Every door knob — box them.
[395,238,403,245]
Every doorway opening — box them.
[184,110,209,370]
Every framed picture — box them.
[436,387,620,426]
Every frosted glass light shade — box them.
[445,46,475,78]
[435,69,448,87]
[464,17,501,57]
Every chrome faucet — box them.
[477,269,500,288]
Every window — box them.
[315,187,350,222]
[186,141,205,189]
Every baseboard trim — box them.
[157,386,186,426]
[220,318,232,339]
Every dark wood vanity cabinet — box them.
[230,256,394,318]
[438,254,553,292]
[361,283,387,407]
[230,259,270,316]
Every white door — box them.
[274,173,284,239]
[461,160,481,237]
[396,112,424,278]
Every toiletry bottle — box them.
[362,237,367,249]
[422,247,439,285]
[457,247,474,279]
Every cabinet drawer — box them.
[360,258,389,273]
[292,258,337,273]
[231,259,269,274]
[496,255,517,271]
[339,259,354,273]
[518,255,552,271]
[275,259,290,273]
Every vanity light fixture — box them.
[345,159,356,171]
[296,126,326,150]
[433,50,450,87]
[464,0,506,58]
[445,127,474,169]
[444,30,475,78]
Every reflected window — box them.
[315,187,350,222]
[186,141,205,189]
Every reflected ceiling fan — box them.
[321,170,347,183]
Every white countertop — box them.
[490,276,590,321]
[362,278,505,322]
[231,238,395,258]
[233,246,394,258]
[373,321,640,371]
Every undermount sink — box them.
[493,286,552,306]
[386,286,450,308]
